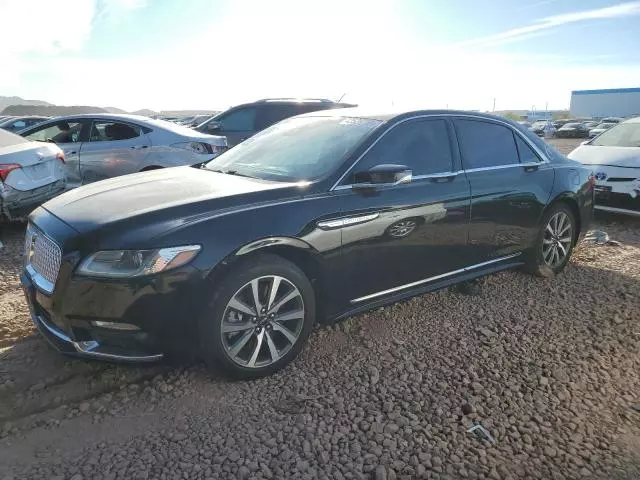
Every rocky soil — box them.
[0,139,639,480]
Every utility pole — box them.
[492,98,496,112]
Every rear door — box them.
[21,119,90,189]
[453,117,555,263]
[79,120,151,184]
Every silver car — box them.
[19,114,227,188]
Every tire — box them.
[198,254,316,379]
[524,203,576,277]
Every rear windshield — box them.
[591,123,640,147]
[0,128,28,148]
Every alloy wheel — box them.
[542,211,572,268]
[388,219,417,238]
[220,275,305,368]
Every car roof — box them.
[298,108,520,123]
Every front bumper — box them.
[22,273,165,362]
[20,210,210,363]
[0,180,65,221]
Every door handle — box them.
[130,145,148,149]
[429,173,457,183]
[64,150,77,155]
[523,165,539,173]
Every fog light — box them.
[92,321,140,331]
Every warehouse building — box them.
[570,87,640,118]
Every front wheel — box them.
[198,254,316,379]
[525,204,576,277]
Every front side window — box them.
[8,120,26,130]
[205,116,381,182]
[456,120,519,169]
[218,107,257,132]
[255,105,299,130]
[350,119,454,181]
[90,121,141,141]
[514,135,541,164]
[591,123,640,147]
[24,121,84,144]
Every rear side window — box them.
[455,120,519,169]
[514,135,541,163]
[90,121,141,141]
[351,119,453,179]
[218,107,256,132]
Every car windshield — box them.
[204,116,382,182]
[591,122,640,147]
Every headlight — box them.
[77,245,201,278]
[171,141,219,155]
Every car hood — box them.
[42,166,302,234]
[568,145,640,168]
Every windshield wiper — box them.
[203,167,258,179]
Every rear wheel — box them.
[198,254,315,379]
[525,204,576,276]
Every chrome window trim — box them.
[331,113,550,191]
[350,252,522,303]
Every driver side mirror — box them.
[206,121,222,132]
[352,164,412,190]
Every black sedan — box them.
[556,122,589,138]
[21,110,595,378]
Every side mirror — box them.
[352,164,412,190]
[206,121,222,132]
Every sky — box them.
[1,0,639,112]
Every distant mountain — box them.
[1,104,108,116]
[0,96,220,118]
[103,106,127,114]
[0,95,51,112]
[132,108,159,117]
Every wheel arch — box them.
[206,236,331,324]
[544,192,582,244]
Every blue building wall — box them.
[570,88,640,118]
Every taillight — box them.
[56,151,65,164]
[0,164,21,182]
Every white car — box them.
[0,129,66,221]
[568,117,640,216]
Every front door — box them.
[22,119,90,189]
[79,120,151,184]
[452,118,555,262]
[335,118,471,305]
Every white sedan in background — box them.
[0,129,65,221]
[568,117,640,216]
[19,114,227,189]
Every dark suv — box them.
[195,98,355,146]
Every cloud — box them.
[458,1,640,48]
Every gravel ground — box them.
[1,138,639,480]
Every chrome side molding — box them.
[350,252,522,303]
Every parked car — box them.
[568,116,640,216]
[195,98,356,147]
[0,128,65,222]
[22,109,594,378]
[529,120,548,136]
[0,116,50,133]
[601,117,623,124]
[556,122,589,138]
[583,121,600,131]
[19,114,227,188]
[588,122,616,138]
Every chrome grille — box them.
[25,224,61,290]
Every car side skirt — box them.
[328,258,525,323]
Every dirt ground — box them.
[0,138,639,480]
